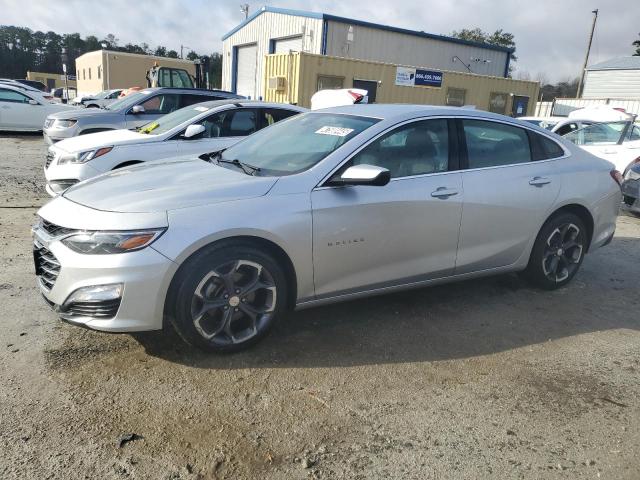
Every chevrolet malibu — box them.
[32,105,622,352]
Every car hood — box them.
[47,107,122,120]
[54,129,156,153]
[63,158,278,213]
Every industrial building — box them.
[582,56,640,99]
[26,71,77,91]
[222,6,514,99]
[263,52,538,115]
[74,50,196,96]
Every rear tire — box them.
[523,212,587,290]
[166,243,288,353]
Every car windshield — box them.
[563,121,629,146]
[217,112,380,176]
[139,104,210,135]
[105,92,147,111]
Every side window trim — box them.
[458,116,570,171]
[318,116,458,189]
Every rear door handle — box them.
[431,187,459,198]
[529,176,551,187]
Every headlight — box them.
[61,229,166,254]
[625,168,640,181]
[54,119,77,128]
[58,147,113,165]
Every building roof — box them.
[222,6,514,54]
[587,56,640,71]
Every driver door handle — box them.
[431,187,459,198]
[529,176,551,187]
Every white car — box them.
[44,100,306,195]
[72,89,123,108]
[0,83,78,132]
[519,116,596,136]
[563,120,640,173]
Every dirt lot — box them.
[0,132,638,480]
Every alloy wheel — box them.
[542,223,583,283]
[190,259,277,345]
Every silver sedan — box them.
[32,105,622,352]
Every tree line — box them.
[0,25,222,88]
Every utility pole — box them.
[240,4,249,19]
[576,9,598,98]
[180,45,190,59]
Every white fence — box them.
[535,98,640,117]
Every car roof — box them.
[315,104,518,122]
[188,99,307,111]
[139,87,241,97]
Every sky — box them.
[1,0,638,83]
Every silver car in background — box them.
[42,87,242,144]
[32,105,621,352]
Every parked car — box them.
[563,120,640,173]
[0,79,56,103]
[44,100,306,195]
[622,161,640,214]
[118,87,143,98]
[51,87,77,104]
[519,116,595,135]
[43,87,242,144]
[14,79,48,91]
[80,88,122,108]
[33,105,621,352]
[0,83,78,132]
[311,88,368,110]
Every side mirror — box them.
[183,124,206,139]
[28,99,39,105]
[131,105,145,114]
[333,164,391,187]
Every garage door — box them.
[236,44,257,99]
[274,36,303,53]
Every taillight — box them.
[348,90,364,103]
[610,169,623,187]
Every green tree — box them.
[166,49,178,58]
[186,50,199,61]
[451,27,517,74]
[154,46,167,57]
[633,33,640,56]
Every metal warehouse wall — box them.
[221,11,324,94]
[263,52,539,114]
[582,70,640,99]
[324,21,509,78]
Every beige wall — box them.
[75,50,196,96]
[26,71,77,89]
[264,52,539,115]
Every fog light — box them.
[65,283,123,304]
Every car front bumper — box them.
[43,124,81,144]
[44,151,105,197]
[32,223,177,332]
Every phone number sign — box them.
[395,67,443,88]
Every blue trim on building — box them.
[222,6,514,56]
[321,19,328,55]
[503,54,511,78]
[231,46,238,93]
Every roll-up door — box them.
[274,36,303,53]
[236,44,257,98]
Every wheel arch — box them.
[545,203,595,251]
[113,160,144,170]
[164,235,299,317]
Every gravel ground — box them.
[0,132,639,480]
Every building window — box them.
[317,75,344,91]
[77,70,80,80]
[488,92,508,114]
[446,88,466,107]
[88,68,91,80]
[98,66,101,79]
[82,69,85,80]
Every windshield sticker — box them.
[194,106,209,112]
[315,126,354,137]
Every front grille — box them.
[45,151,55,169]
[34,241,61,291]
[40,218,77,237]
[61,299,121,319]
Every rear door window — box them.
[0,88,30,103]
[199,109,257,138]
[462,120,531,169]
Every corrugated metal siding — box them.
[263,52,538,115]
[324,21,509,78]
[582,70,640,99]
[552,98,640,116]
[221,11,323,94]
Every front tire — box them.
[523,212,587,290]
[167,243,288,353]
